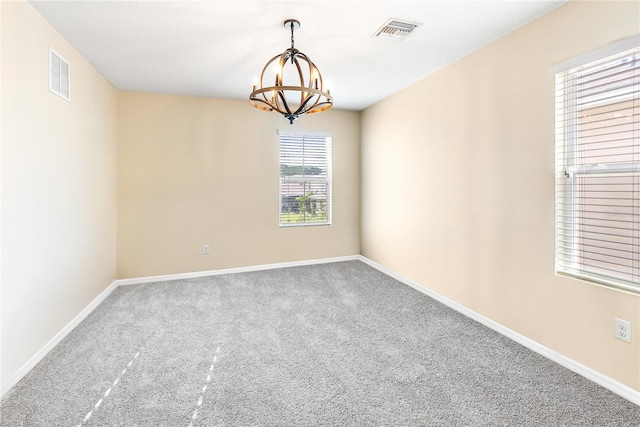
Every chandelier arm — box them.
[291,57,307,106]
[277,90,293,115]
[249,97,275,112]
[258,54,280,103]
[305,102,333,115]
[275,53,285,87]
[309,61,322,89]
[304,85,325,112]
[300,87,322,113]
[275,52,290,111]
[307,86,333,112]
[307,92,331,113]
[303,59,316,88]
[294,93,318,116]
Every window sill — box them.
[555,270,640,296]
[279,222,331,228]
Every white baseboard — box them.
[116,255,360,286]
[0,280,119,399]
[357,255,640,406]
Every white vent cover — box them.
[373,18,422,41]
[49,48,70,101]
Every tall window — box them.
[554,37,639,293]
[279,132,332,226]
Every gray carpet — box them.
[1,260,638,426]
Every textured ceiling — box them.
[30,1,568,111]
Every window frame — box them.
[553,35,640,294]
[278,130,333,228]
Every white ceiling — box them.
[30,0,568,111]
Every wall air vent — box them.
[49,48,70,101]
[373,19,422,42]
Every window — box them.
[279,132,332,226]
[554,36,639,293]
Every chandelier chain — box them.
[290,21,295,49]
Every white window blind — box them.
[554,40,640,294]
[279,132,332,226]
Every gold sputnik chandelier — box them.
[249,19,333,124]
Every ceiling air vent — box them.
[49,48,70,101]
[373,18,422,42]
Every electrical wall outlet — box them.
[202,244,210,255]
[614,318,631,343]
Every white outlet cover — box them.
[614,318,631,343]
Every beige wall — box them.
[361,0,640,391]
[1,1,118,387]
[117,92,360,278]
